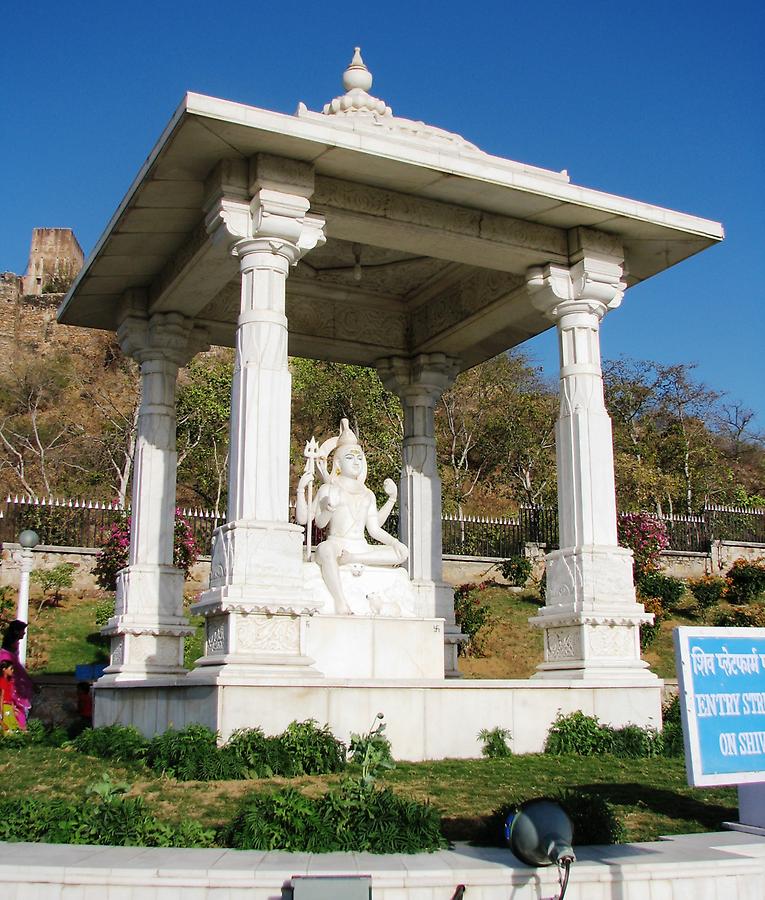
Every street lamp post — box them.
[16,529,40,665]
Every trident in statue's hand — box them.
[302,436,320,560]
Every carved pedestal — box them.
[530,546,653,679]
[190,521,321,679]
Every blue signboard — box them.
[674,627,765,786]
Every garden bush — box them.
[222,780,447,853]
[225,726,289,778]
[500,555,533,587]
[661,696,685,757]
[618,513,669,576]
[610,724,663,758]
[713,604,765,628]
[0,792,215,848]
[544,711,614,755]
[453,582,491,656]
[277,719,347,776]
[687,576,726,612]
[544,711,669,758]
[478,726,513,758]
[72,720,349,781]
[724,558,765,605]
[72,724,148,761]
[145,724,244,781]
[637,571,686,610]
[0,585,15,630]
[0,718,68,749]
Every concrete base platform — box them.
[2,832,763,899]
[93,676,662,758]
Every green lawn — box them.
[0,745,736,845]
[26,581,703,681]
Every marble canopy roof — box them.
[59,52,723,371]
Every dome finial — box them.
[342,47,373,93]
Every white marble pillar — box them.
[526,255,655,680]
[103,311,208,679]
[377,352,463,676]
[192,161,327,679]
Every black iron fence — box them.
[0,496,763,558]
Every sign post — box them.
[674,626,765,833]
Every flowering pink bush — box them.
[618,513,669,576]
[94,513,199,591]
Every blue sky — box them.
[1,0,763,425]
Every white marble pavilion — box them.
[59,50,723,756]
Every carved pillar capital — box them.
[376,352,460,405]
[204,186,325,266]
[527,256,626,322]
[117,311,209,368]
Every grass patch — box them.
[458,586,544,678]
[0,746,735,844]
[28,592,110,675]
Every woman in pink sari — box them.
[0,620,33,730]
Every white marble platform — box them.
[94,675,662,757]
[1,832,763,899]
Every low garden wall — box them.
[2,540,764,592]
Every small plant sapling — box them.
[478,726,513,758]
[349,712,395,785]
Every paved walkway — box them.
[1,831,764,898]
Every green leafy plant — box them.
[637,571,686,610]
[661,695,685,757]
[0,792,215,848]
[544,711,615,755]
[545,711,671,759]
[687,576,726,613]
[86,772,131,801]
[724,558,765,605]
[145,724,242,781]
[222,780,447,853]
[30,562,77,610]
[72,724,148,762]
[557,788,627,844]
[610,724,663,758]
[478,726,513,758]
[225,727,289,778]
[349,713,395,785]
[94,597,116,629]
[500,555,533,587]
[453,582,491,657]
[278,719,347,776]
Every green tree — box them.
[176,352,234,514]
[291,358,403,490]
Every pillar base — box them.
[101,626,193,680]
[102,564,192,678]
[187,607,321,680]
[531,544,655,681]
